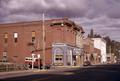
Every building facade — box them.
[92,38,107,63]
[83,38,94,63]
[75,27,84,66]
[0,18,84,66]
[52,43,82,66]
[83,38,101,64]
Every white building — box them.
[92,38,107,63]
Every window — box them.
[25,57,33,62]
[3,51,7,57]
[2,51,7,62]
[54,48,64,62]
[32,31,36,43]
[4,33,8,43]
[13,32,18,43]
[55,55,63,61]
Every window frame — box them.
[13,32,18,43]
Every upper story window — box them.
[13,32,18,43]
[4,33,8,43]
[32,31,36,43]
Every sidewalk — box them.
[0,67,79,79]
[0,69,53,79]
[0,70,34,79]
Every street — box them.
[1,64,120,81]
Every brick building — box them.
[83,37,101,64]
[83,38,94,62]
[0,18,84,66]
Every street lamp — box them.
[37,54,40,69]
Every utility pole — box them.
[42,13,46,70]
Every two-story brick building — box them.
[0,18,84,66]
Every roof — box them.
[92,38,106,43]
[0,18,84,33]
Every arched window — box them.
[54,48,64,61]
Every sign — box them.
[37,54,40,59]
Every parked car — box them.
[83,61,91,66]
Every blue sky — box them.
[0,0,120,41]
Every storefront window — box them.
[55,55,63,61]
[54,48,64,62]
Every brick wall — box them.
[0,18,79,65]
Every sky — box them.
[0,0,120,41]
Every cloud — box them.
[0,0,120,41]
[0,0,89,18]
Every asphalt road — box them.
[1,64,120,81]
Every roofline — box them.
[92,38,106,43]
[0,18,84,33]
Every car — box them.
[83,61,91,66]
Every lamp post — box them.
[37,54,40,69]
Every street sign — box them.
[37,54,40,59]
